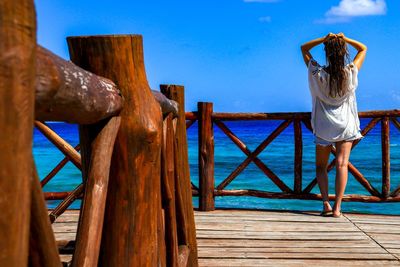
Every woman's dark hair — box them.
[324,36,350,97]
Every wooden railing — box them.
[1,2,198,264]
[33,86,197,267]
[186,103,400,211]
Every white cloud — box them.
[244,0,280,3]
[259,16,272,23]
[327,0,386,17]
[316,0,387,24]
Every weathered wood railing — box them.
[34,86,198,267]
[187,104,400,211]
[1,1,198,265]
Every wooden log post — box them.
[381,117,390,198]
[197,102,215,211]
[294,119,303,193]
[29,166,62,267]
[68,35,163,267]
[72,117,121,267]
[161,114,179,267]
[160,85,198,267]
[0,0,36,266]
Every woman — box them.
[301,33,367,217]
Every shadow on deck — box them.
[54,209,400,266]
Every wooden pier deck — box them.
[54,209,400,266]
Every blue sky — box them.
[36,0,400,112]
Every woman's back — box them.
[308,59,362,142]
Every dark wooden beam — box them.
[35,46,123,124]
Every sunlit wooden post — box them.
[70,117,121,267]
[29,168,61,267]
[68,35,163,266]
[294,119,303,193]
[381,117,390,198]
[0,0,36,266]
[160,85,199,267]
[198,102,215,211]
[161,114,179,266]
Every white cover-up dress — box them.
[308,59,363,142]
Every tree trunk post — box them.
[381,117,390,198]
[198,102,215,211]
[68,35,163,267]
[71,117,121,267]
[0,0,36,266]
[160,85,198,267]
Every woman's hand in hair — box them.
[336,32,345,39]
[324,32,336,42]
[340,35,367,70]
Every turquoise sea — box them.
[34,119,400,215]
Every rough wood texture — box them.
[52,210,400,266]
[173,118,189,246]
[381,117,390,198]
[29,167,62,267]
[68,35,163,267]
[178,245,190,267]
[152,90,179,117]
[35,46,123,124]
[161,114,179,266]
[0,0,35,266]
[198,102,215,211]
[160,85,198,267]
[72,117,121,267]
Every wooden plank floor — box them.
[53,209,400,266]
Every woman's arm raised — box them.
[300,33,334,66]
[338,33,367,70]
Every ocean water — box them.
[34,119,400,215]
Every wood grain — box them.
[68,35,163,267]
[161,85,199,267]
[52,210,400,266]
[198,102,215,211]
[0,0,36,266]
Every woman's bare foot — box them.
[332,210,342,218]
[332,203,342,218]
[321,201,333,216]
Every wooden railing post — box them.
[68,35,163,266]
[294,119,303,193]
[29,167,61,267]
[71,117,121,267]
[381,117,390,198]
[198,102,215,211]
[0,1,36,266]
[160,85,199,267]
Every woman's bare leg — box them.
[333,140,353,217]
[316,144,332,213]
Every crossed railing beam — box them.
[214,119,292,193]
